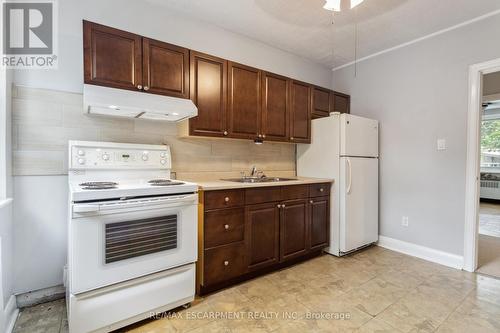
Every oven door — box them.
[69,193,198,294]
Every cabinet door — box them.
[83,21,142,91]
[309,197,329,251]
[245,203,280,271]
[289,81,312,143]
[312,87,331,119]
[261,72,289,141]
[189,51,228,137]
[332,92,350,114]
[228,62,261,139]
[280,199,308,261]
[142,38,189,98]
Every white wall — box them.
[12,0,331,293]
[0,66,17,331]
[332,14,500,256]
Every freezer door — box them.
[340,114,379,157]
[339,157,378,253]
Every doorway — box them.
[477,75,500,277]
[464,58,500,274]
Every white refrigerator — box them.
[297,113,379,256]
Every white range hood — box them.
[83,84,198,122]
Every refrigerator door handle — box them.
[346,158,352,194]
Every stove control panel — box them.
[69,141,172,170]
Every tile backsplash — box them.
[12,86,296,180]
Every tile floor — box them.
[13,246,500,333]
[478,202,500,278]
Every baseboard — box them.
[16,285,65,308]
[3,295,19,333]
[377,236,464,269]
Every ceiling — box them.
[144,0,500,68]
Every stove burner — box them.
[79,182,118,190]
[148,179,184,186]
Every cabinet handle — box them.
[277,204,281,208]
[223,131,228,136]
[320,188,324,192]
[258,134,262,138]
[224,197,230,203]
[224,224,230,230]
[262,134,266,138]
[282,204,286,208]
[224,260,229,266]
[144,86,150,91]
[137,85,143,90]
[310,200,314,204]
[290,137,294,140]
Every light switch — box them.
[437,139,447,151]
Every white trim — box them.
[0,198,12,210]
[464,58,500,272]
[3,295,19,333]
[332,9,500,72]
[378,236,463,270]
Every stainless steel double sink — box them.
[221,177,297,183]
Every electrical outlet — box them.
[402,216,409,227]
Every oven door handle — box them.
[74,193,198,213]
[73,204,100,213]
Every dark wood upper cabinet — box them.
[309,197,329,251]
[83,21,351,144]
[280,199,308,261]
[83,21,143,91]
[142,38,189,98]
[289,81,312,143]
[228,62,261,139]
[261,72,289,142]
[245,203,280,271]
[332,91,350,114]
[312,87,331,119]
[189,51,228,137]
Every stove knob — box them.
[77,158,85,165]
[102,153,110,161]
[77,149,85,156]
[142,154,149,161]
[160,159,167,165]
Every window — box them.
[481,118,500,171]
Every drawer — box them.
[204,242,246,286]
[205,189,244,210]
[204,208,245,249]
[309,183,331,197]
[245,186,281,205]
[281,185,309,200]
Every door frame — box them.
[464,57,500,272]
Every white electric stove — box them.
[66,141,198,333]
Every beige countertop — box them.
[196,177,334,191]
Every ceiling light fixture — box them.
[323,0,365,11]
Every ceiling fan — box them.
[323,0,365,11]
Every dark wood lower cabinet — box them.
[246,203,280,271]
[198,183,331,295]
[310,197,330,251]
[280,199,308,261]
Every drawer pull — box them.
[223,131,228,136]
[277,204,281,208]
[319,188,324,192]
[224,197,230,203]
[310,200,314,204]
[282,204,286,208]
[224,224,230,230]
[224,260,229,266]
